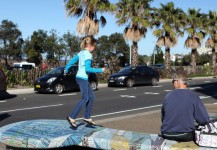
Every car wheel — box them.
[54,83,64,94]
[151,78,158,86]
[126,79,134,87]
[90,81,97,91]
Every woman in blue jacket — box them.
[65,36,106,128]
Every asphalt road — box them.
[1,77,217,127]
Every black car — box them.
[0,68,7,92]
[34,66,98,94]
[108,65,160,87]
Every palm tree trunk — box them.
[191,49,197,74]
[164,48,170,78]
[211,48,216,75]
[131,41,138,66]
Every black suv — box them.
[108,65,160,87]
[34,66,98,94]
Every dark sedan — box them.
[34,66,98,94]
[108,65,160,87]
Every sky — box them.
[0,0,216,56]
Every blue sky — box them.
[0,0,216,56]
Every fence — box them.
[3,65,214,88]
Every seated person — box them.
[161,70,210,142]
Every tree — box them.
[153,2,185,77]
[44,30,61,66]
[138,55,150,65]
[0,20,22,66]
[95,35,111,67]
[23,30,47,65]
[64,0,115,36]
[115,0,153,66]
[62,31,80,65]
[184,9,206,74]
[151,45,164,65]
[94,33,129,74]
[204,11,217,75]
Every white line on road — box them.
[204,81,211,83]
[200,96,211,99]
[0,101,6,103]
[120,95,136,98]
[113,89,127,92]
[152,85,162,87]
[164,90,172,92]
[189,87,202,90]
[0,104,63,113]
[59,93,77,96]
[144,92,159,95]
[79,104,162,119]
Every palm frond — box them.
[205,38,214,48]
[100,16,107,27]
[157,36,165,47]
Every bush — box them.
[3,67,49,88]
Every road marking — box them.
[59,93,77,96]
[0,101,6,103]
[164,90,172,92]
[200,96,211,99]
[153,85,162,87]
[214,103,217,104]
[0,104,63,113]
[113,89,127,92]
[79,104,162,119]
[204,81,211,83]
[120,95,136,98]
[144,92,159,95]
[189,87,201,90]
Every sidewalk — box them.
[96,104,217,134]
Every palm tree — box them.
[152,2,185,78]
[115,0,153,66]
[184,9,206,74]
[64,0,115,36]
[204,11,217,75]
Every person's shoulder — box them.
[84,50,92,58]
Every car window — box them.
[146,67,155,74]
[22,65,33,70]
[0,69,4,79]
[119,67,133,74]
[47,68,62,75]
[68,66,77,74]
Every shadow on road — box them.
[0,113,11,122]
[189,81,217,100]
[0,91,17,100]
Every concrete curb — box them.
[6,76,216,95]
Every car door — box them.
[143,67,154,83]
[132,67,145,84]
[64,66,78,90]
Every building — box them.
[197,47,212,55]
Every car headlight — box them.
[118,76,127,80]
[47,77,57,83]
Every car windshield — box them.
[47,68,63,75]
[118,67,135,74]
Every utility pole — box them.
[153,49,156,65]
